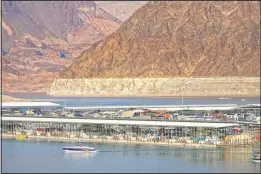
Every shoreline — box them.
[48,77,260,97]
[47,94,260,98]
[1,94,32,102]
[2,134,217,149]
[3,92,260,98]
[48,95,260,98]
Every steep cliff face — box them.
[59,1,260,79]
[2,1,145,92]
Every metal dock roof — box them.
[2,116,239,128]
[2,102,61,108]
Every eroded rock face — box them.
[2,1,145,92]
[48,77,260,97]
[59,1,260,79]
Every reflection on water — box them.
[63,152,97,160]
[3,92,260,106]
[2,139,260,173]
[97,148,252,166]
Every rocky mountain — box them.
[2,1,22,13]
[59,1,260,79]
[2,1,145,92]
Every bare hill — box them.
[59,1,260,79]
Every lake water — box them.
[2,139,260,173]
[3,92,260,107]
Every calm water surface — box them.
[4,92,260,107]
[2,139,260,173]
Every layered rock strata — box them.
[48,77,260,97]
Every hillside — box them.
[59,1,260,79]
[2,1,145,92]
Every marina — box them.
[2,1,260,173]
[1,99,260,173]
[2,101,260,148]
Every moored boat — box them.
[251,157,260,161]
[16,134,27,141]
[62,142,98,153]
[251,146,260,162]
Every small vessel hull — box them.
[251,157,261,161]
[62,147,97,153]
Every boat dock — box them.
[1,102,260,147]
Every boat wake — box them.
[98,149,164,153]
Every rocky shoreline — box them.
[48,77,260,97]
[1,95,31,102]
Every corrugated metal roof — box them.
[246,104,260,107]
[147,106,237,111]
[2,102,61,107]
[2,117,239,128]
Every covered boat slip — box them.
[2,102,260,122]
[2,116,239,128]
[2,102,61,108]
[2,101,259,114]
[1,102,63,117]
[2,116,260,146]
[64,104,260,114]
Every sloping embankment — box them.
[1,95,31,102]
[48,77,260,97]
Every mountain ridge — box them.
[2,1,145,92]
[59,1,260,79]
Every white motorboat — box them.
[251,147,260,162]
[62,142,98,153]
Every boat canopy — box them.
[79,141,88,144]
[252,146,261,152]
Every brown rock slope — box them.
[2,1,121,92]
[2,1,146,92]
[59,1,260,79]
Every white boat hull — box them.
[251,157,261,161]
[62,146,97,153]
[64,150,89,153]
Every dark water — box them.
[3,92,260,107]
[2,139,260,173]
